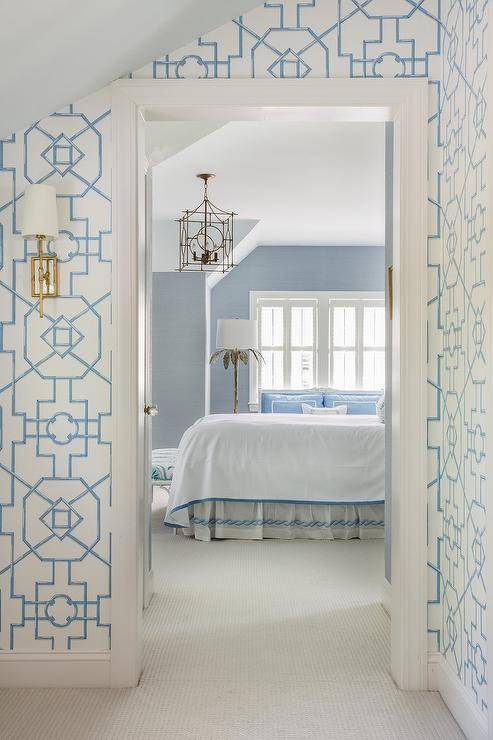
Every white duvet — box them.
[165,413,385,527]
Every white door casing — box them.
[110,78,428,691]
[143,169,154,610]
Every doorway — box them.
[110,78,428,691]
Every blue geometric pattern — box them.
[25,297,102,379]
[132,0,441,81]
[0,0,488,713]
[41,316,84,359]
[23,478,100,562]
[0,90,111,652]
[427,0,488,712]
[39,497,83,540]
[41,134,85,177]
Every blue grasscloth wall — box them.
[209,245,385,414]
[0,0,488,712]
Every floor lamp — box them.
[211,319,263,413]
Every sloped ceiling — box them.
[0,0,262,138]
[145,121,228,168]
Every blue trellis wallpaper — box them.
[430,0,488,711]
[0,89,112,651]
[0,0,488,713]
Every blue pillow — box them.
[344,401,377,415]
[323,392,380,415]
[261,392,323,413]
[271,399,317,414]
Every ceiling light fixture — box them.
[177,173,235,273]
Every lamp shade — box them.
[216,319,258,350]
[21,184,59,240]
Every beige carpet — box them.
[0,506,463,739]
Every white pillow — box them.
[301,403,347,415]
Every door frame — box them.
[142,167,154,610]
[110,77,429,690]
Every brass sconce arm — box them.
[30,235,58,318]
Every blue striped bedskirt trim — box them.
[190,516,384,528]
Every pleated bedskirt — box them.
[177,501,384,542]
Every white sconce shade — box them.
[21,184,59,240]
[216,319,258,350]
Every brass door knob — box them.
[144,404,158,416]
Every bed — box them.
[164,412,385,542]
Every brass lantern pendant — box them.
[178,174,235,272]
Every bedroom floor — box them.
[143,509,463,740]
[0,502,463,740]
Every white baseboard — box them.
[381,577,391,616]
[0,652,111,688]
[428,652,488,740]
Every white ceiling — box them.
[152,121,386,248]
[0,0,261,138]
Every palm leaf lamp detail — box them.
[210,319,264,414]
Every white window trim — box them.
[249,290,384,409]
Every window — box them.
[258,300,317,391]
[330,299,385,390]
[250,291,385,405]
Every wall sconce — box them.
[21,184,59,318]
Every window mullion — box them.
[318,295,329,387]
[328,300,333,386]
[284,302,291,389]
[254,299,261,400]
[356,305,364,388]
